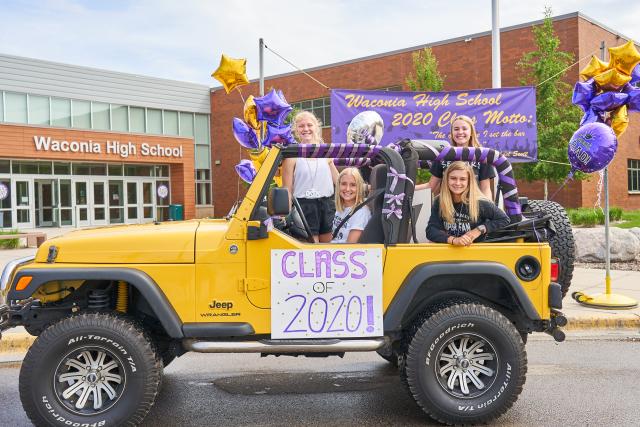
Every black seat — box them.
[358,164,387,244]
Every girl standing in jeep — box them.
[426,161,508,246]
[282,111,339,243]
[427,115,495,199]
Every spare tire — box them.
[524,200,575,297]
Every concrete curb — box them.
[1,316,638,355]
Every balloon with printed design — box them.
[568,122,617,174]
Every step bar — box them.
[183,338,386,353]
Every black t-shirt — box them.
[426,197,510,243]
[430,160,496,181]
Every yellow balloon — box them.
[244,95,260,130]
[611,105,628,137]
[608,41,640,75]
[593,68,631,90]
[212,54,250,94]
[579,55,609,80]
[249,147,268,171]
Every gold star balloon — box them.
[243,95,260,130]
[608,41,640,75]
[212,54,249,94]
[580,55,609,81]
[593,68,631,91]
[611,105,629,137]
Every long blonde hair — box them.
[292,110,323,144]
[335,167,365,212]
[439,161,486,223]
[450,115,480,148]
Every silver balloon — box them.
[346,110,384,145]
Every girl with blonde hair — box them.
[331,168,371,243]
[282,111,339,243]
[427,115,495,199]
[426,161,508,246]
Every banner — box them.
[330,87,537,162]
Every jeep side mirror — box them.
[268,187,291,216]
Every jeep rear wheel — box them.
[525,199,575,297]
[405,303,526,425]
[19,313,162,427]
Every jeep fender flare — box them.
[383,262,541,332]
[8,268,184,338]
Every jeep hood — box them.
[36,221,201,264]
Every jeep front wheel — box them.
[405,303,527,425]
[19,313,162,427]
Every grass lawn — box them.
[615,210,640,229]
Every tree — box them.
[406,48,446,183]
[406,48,445,92]
[516,7,583,199]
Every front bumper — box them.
[1,255,35,338]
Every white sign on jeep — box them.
[271,248,383,339]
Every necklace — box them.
[303,159,321,198]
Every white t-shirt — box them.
[331,206,371,243]
[293,158,334,199]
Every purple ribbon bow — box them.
[387,167,413,192]
[382,207,403,219]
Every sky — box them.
[1,0,639,87]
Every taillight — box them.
[550,258,559,282]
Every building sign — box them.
[270,248,383,339]
[33,136,183,159]
[330,87,537,162]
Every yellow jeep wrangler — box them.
[0,140,572,426]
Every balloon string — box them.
[236,87,246,103]
[594,169,605,212]
[264,43,331,90]
[536,48,599,87]
[549,172,574,201]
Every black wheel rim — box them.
[433,332,498,399]
[53,345,127,415]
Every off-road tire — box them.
[19,313,162,427]
[405,303,527,425]
[526,200,575,297]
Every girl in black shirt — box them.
[427,161,509,246]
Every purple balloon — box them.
[262,123,296,147]
[572,79,596,112]
[568,122,618,174]
[254,89,292,125]
[579,108,603,126]
[235,159,257,183]
[232,118,260,149]
[590,92,629,112]
[631,63,640,88]
[627,87,640,112]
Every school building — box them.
[211,12,640,214]
[0,54,213,229]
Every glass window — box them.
[124,165,153,177]
[147,109,162,134]
[5,92,27,123]
[0,160,10,174]
[629,159,640,192]
[154,165,169,177]
[29,95,50,125]
[38,162,52,174]
[195,114,210,145]
[0,179,11,209]
[195,145,210,169]
[196,169,210,180]
[108,164,123,176]
[90,164,107,175]
[196,182,211,205]
[72,100,91,129]
[54,162,70,174]
[180,112,194,137]
[291,97,331,127]
[12,161,38,174]
[51,98,71,127]
[92,102,109,130]
[111,105,128,132]
[130,107,145,133]
[163,110,178,135]
[72,163,91,175]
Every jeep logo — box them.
[209,300,234,310]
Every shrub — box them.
[609,206,623,222]
[0,229,20,249]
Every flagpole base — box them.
[572,292,638,309]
